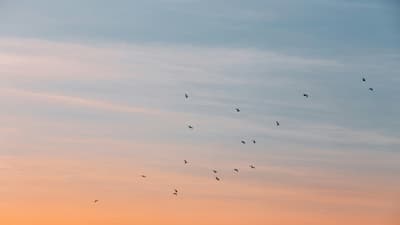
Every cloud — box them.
[0,87,168,116]
[0,37,340,85]
[0,37,398,183]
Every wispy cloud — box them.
[0,87,166,116]
[1,38,399,144]
[0,38,340,84]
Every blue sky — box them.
[1,0,399,117]
[1,0,399,174]
[0,1,399,224]
[1,0,399,52]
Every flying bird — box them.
[185,93,189,99]
[141,175,147,178]
[276,121,280,126]
[184,160,188,164]
[93,200,99,203]
[212,169,218,174]
[362,77,366,82]
[252,139,256,144]
[241,140,246,144]
[249,165,255,169]
[303,93,309,98]
[234,168,239,173]
[235,108,240,112]
[215,176,220,181]
[173,189,178,196]
[369,87,374,91]
[188,124,194,129]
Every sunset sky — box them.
[0,1,400,224]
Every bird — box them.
[141,175,147,178]
[188,124,194,129]
[215,176,220,181]
[185,93,189,99]
[303,93,309,98]
[212,169,218,174]
[249,165,255,169]
[184,160,188,164]
[362,77,366,82]
[235,108,240,112]
[252,139,256,144]
[173,189,178,196]
[241,140,246,144]
[234,168,239,173]
[93,200,99,203]
[276,121,280,126]
[369,87,374,91]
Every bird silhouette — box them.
[184,160,188,164]
[234,168,239,173]
[276,121,280,126]
[252,139,256,144]
[141,175,147,178]
[241,140,246,144]
[235,108,240,112]
[362,77,366,82]
[249,165,255,169]
[188,124,194,129]
[369,87,374,91]
[215,176,220,181]
[185,93,189,99]
[303,93,309,98]
[173,189,178,196]
[93,200,99,203]
[212,169,218,174]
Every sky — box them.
[0,1,400,224]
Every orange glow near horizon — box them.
[0,154,399,225]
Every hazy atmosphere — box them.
[1,1,399,224]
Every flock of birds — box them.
[92,77,374,203]
[177,90,259,193]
